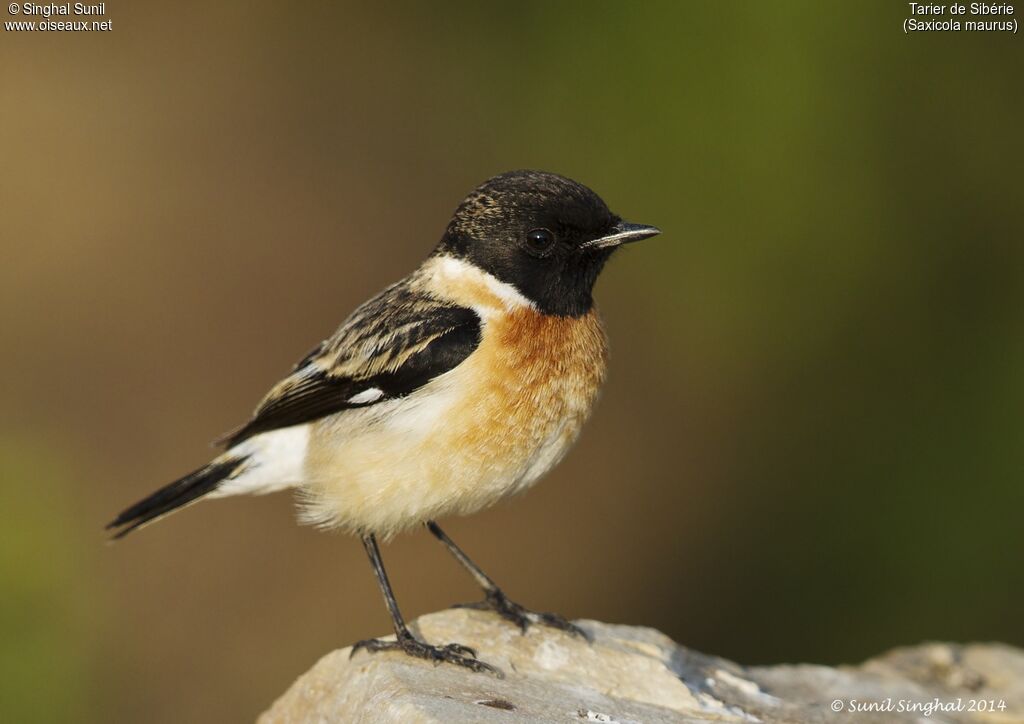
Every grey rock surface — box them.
[259,609,1023,723]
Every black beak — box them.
[582,221,661,250]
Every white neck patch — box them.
[431,255,536,314]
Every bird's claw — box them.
[350,634,502,676]
[455,589,591,641]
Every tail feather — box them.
[107,457,246,539]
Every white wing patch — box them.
[347,387,384,404]
[209,425,309,497]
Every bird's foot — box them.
[350,633,502,676]
[455,588,590,640]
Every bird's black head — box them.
[435,170,660,317]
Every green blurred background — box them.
[2,2,1021,722]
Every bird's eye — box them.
[524,228,556,255]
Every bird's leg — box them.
[426,521,589,640]
[350,533,500,675]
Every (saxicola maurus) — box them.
[109,170,660,675]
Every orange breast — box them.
[300,258,610,535]
[438,306,608,498]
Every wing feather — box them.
[216,278,481,448]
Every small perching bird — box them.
[109,170,660,674]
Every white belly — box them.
[298,368,584,536]
[298,307,607,537]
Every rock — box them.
[259,609,1024,723]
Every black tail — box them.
[107,457,246,539]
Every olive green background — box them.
[1,2,1021,722]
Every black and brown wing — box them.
[217,280,481,448]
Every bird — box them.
[108,170,660,675]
